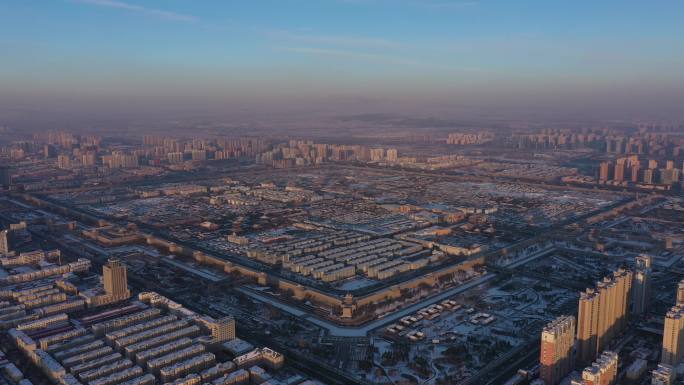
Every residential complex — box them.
[1,126,684,385]
[576,268,632,365]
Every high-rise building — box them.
[643,168,655,184]
[540,315,576,385]
[191,149,207,161]
[0,229,15,255]
[576,351,618,385]
[167,152,184,164]
[577,288,600,365]
[103,152,139,169]
[44,144,56,158]
[0,166,12,188]
[614,159,626,182]
[599,161,611,181]
[81,153,96,167]
[611,268,632,333]
[57,154,71,170]
[632,255,652,316]
[661,305,684,365]
[102,258,131,301]
[576,269,632,364]
[651,364,675,385]
[386,148,398,163]
[660,168,681,185]
[630,161,641,182]
[209,317,236,342]
[370,148,385,162]
[677,279,684,306]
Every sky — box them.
[1,0,684,124]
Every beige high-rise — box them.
[677,279,684,306]
[612,268,632,334]
[209,317,236,342]
[632,255,652,316]
[577,269,632,364]
[578,351,619,385]
[661,306,684,365]
[577,288,600,364]
[0,229,14,255]
[103,258,130,300]
[540,315,576,385]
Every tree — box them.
[358,360,373,372]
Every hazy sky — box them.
[1,0,683,122]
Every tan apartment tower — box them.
[632,255,652,316]
[540,315,576,385]
[103,258,130,300]
[576,268,632,365]
[577,288,600,365]
[576,350,618,385]
[661,305,684,366]
[677,279,684,306]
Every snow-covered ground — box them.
[237,273,496,337]
[367,275,576,385]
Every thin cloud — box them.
[336,0,479,10]
[407,0,479,9]
[278,46,451,70]
[74,0,197,22]
[263,29,401,49]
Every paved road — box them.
[239,273,496,337]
